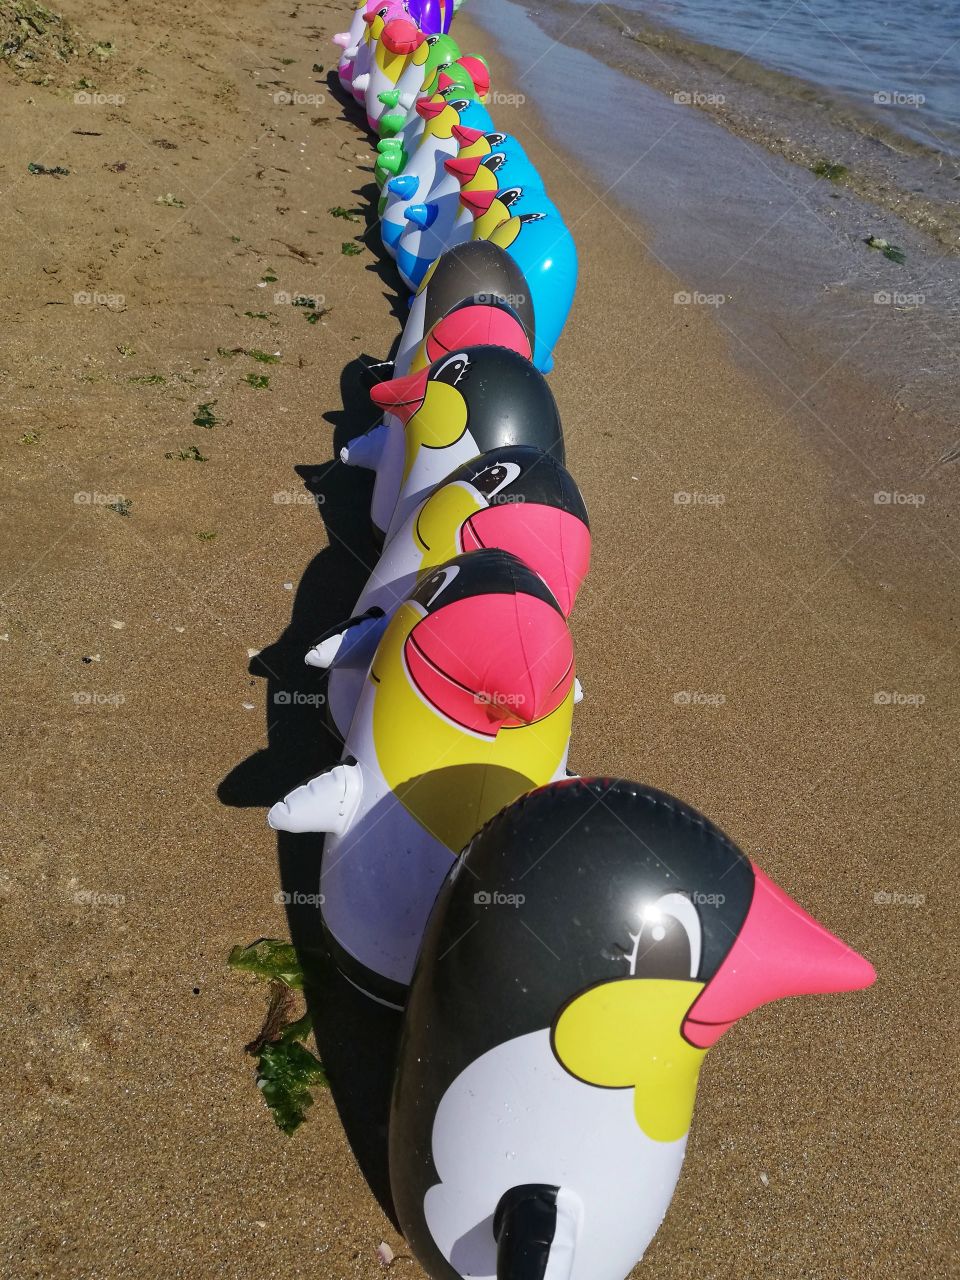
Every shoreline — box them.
[1,2,954,1278]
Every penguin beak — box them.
[444,153,484,183]
[458,55,490,96]
[436,71,457,92]
[424,303,530,364]
[460,507,590,616]
[452,124,485,146]
[404,594,574,734]
[682,866,877,1048]
[369,366,430,424]
[380,18,425,54]
[460,186,498,217]
[416,96,446,119]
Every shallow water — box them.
[468,0,960,434]
[605,0,960,155]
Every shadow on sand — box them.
[219,91,413,1215]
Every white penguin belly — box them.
[388,436,480,541]
[424,1030,687,1280]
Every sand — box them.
[1,2,955,1277]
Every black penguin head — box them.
[369,345,564,463]
[416,239,536,347]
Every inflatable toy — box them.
[375,60,489,184]
[308,446,590,736]
[396,239,535,376]
[390,777,877,1280]
[268,550,578,1006]
[471,196,578,375]
[394,132,549,288]
[343,344,564,544]
[376,32,460,138]
[381,95,494,256]
[351,1,411,106]
[333,0,381,93]
[409,0,455,36]
[361,14,425,133]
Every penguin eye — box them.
[427,35,441,45]
[484,133,507,146]
[518,211,547,224]
[473,461,521,498]
[628,893,702,981]
[483,153,507,173]
[433,351,471,386]
[448,98,470,111]
[377,6,389,17]
[498,186,523,208]
[418,564,460,607]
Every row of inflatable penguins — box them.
[266,5,878,1278]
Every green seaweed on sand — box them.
[192,401,218,428]
[19,431,40,444]
[329,205,361,221]
[155,192,185,207]
[246,349,280,363]
[228,940,328,1134]
[229,939,304,988]
[244,373,270,389]
[165,445,207,461]
[108,498,131,516]
[810,159,847,182]
[128,373,165,385]
[243,310,269,319]
[196,530,216,541]
[27,161,68,175]
[341,241,362,256]
[865,234,906,265]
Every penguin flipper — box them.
[340,421,389,471]
[573,677,583,705]
[494,1185,580,1280]
[267,763,363,835]
[305,610,388,670]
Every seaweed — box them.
[864,234,906,265]
[228,940,328,1134]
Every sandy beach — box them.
[1,1,955,1277]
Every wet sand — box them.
[1,1,955,1277]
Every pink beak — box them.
[452,124,485,147]
[445,154,484,183]
[381,18,425,55]
[682,866,877,1047]
[416,97,446,120]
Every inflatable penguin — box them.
[268,551,578,1007]
[381,95,494,256]
[395,239,536,377]
[376,54,489,183]
[360,12,425,132]
[465,192,578,375]
[390,777,877,1280]
[377,32,459,137]
[308,446,590,737]
[333,0,377,92]
[343,344,563,545]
